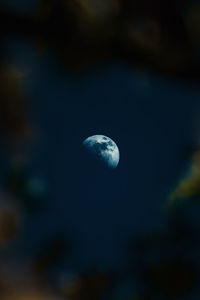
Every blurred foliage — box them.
[32,234,71,276]
[0,194,20,249]
[0,0,200,299]
[170,150,200,203]
[4,163,46,214]
[60,271,114,300]
[0,0,200,74]
[0,65,29,141]
[127,213,200,299]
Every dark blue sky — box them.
[4,37,200,272]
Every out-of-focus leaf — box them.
[32,235,71,275]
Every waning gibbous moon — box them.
[82,135,120,169]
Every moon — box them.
[82,135,120,169]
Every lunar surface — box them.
[83,135,120,169]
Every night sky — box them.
[3,35,200,275]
